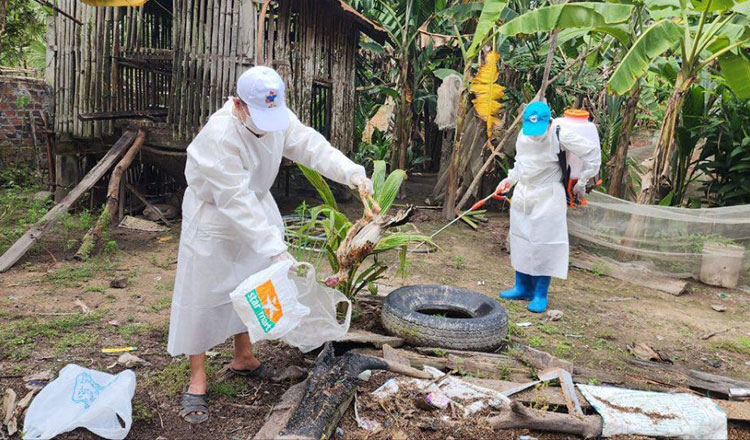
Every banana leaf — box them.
[466,0,508,61]
[499,3,634,36]
[608,20,683,95]
[718,53,750,99]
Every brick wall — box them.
[0,75,53,168]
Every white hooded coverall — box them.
[506,120,600,280]
[167,99,365,356]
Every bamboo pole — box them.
[75,130,146,260]
[201,0,215,124]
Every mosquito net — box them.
[568,191,750,286]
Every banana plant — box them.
[295,161,434,299]
[607,0,750,204]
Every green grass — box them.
[209,378,250,398]
[155,279,174,292]
[528,336,543,348]
[56,332,98,354]
[539,324,559,335]
[0,312,105,360]
[554,341,572,357]
[148,359,191,395]
[149,297,172,312]
[132,399,155,422]
[45,265,94,288]
[83,285,107,293]
[713,337,750,355]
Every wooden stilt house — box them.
[46,0,386,186]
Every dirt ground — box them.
[1,174,750,439]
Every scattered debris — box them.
[118,216,169,233]
[371,365,510,417]
[718,292,731,300]
[423,391,450,409]
[157,235,173,243]
[700,327,735,340]
[516,322,532,327]
[357,370,372,382]
[107,319,119,327]
[577,384,727,439]
[711,304,727,312]
[108,353,149,369]
[545,310,563,321]
[74,299,91,314]
[353,393,382,433]
[2,388,17,436]
[565,334,583,338]
[627,342,672,364]
[334,427,344,437]
[205,351,220,358]
[110,278,129,289]
[729,388,750,401]
[253,380,308,440]
[514,343,575,372]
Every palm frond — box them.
[375,232,435,252]
[375,169,407,215]
[298,164,337,210]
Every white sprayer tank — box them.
[555,109,600,181]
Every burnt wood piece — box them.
[0,131,138,272]
[78,110,168,122]
[279,343,387,440]
[489,401,603,438]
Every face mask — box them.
[233,104,268,136]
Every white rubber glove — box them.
[496,177,513,194]
[573,181,587,200]
[351,173,374,195]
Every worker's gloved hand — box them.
[496,177,513,194]
[271,251,298,268]
[573,181,587,200]
[351,174,374,195]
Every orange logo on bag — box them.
[245,280,283,333]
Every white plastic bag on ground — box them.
[230,261,310,343]
[577,384,727,439]
[282,263,352,353]
[23,364,136,440]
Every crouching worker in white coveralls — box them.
[497,101,600,314]
[167,66,373,424]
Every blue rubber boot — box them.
[528,276,551,313]
[500,271,533,300]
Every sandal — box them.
[229,363,276,379]
[179,389,209,424]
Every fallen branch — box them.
[0,131,138,272]
[75,130,146,260]
[489,400,603,438]
[455,40,605,211]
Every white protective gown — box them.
[507,120,600,279]
[167,99,365,356]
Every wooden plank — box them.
[447,354,528,381]
[514,343,575,373]
[0,131,137,273]
[251,379,307,440]
[571,252,688,296]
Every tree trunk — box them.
[607,83,641,198]
[442,67,471,220]
[0,0,7,56]
[636,73,694,204]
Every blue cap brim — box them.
[522,121,548,136]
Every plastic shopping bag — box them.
[282,263,352,353]
[230,260,310,343]
[23,364,136,440]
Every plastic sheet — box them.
[568,191,750,285]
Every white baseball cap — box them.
[237,66,290,132]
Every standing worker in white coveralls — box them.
[167,66,373,424]
[497,101,600,313]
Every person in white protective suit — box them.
[167,66,373,424]
[496,101,600,313]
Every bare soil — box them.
[1,174,749,439]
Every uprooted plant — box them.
[294,160,434,299]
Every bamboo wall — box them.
[48,0,360,152]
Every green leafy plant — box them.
[296,160,434,299]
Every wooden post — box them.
[75,130,146,260]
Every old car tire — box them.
[381,284,508,351]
